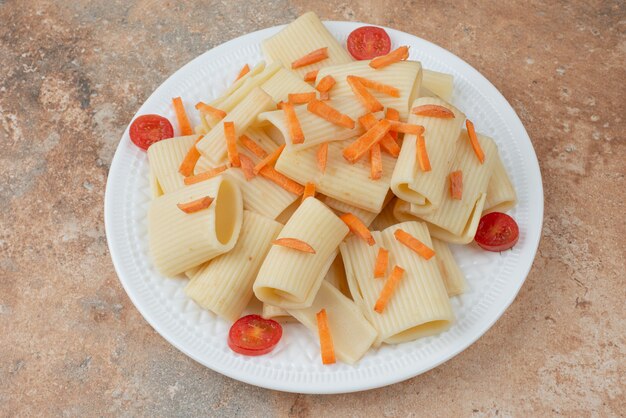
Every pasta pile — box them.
[146,12,517,364]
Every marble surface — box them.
[1,1,624,416]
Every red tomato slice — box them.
[129,114,174,151]
[347,26,391,60]
[475,212,520,252]
[228,315,282,356]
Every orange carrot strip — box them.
[317,142,328,173]
[465,119,485,164]
[273,237,316,253]
[370,143,382,180]
[302,182,316,201]
[183,165,228,185]
[340,213,375,246]
[416,134,431,172]
[316,75,336,93]
[346,76,384,112]
[195,102,227,120]
[387,120,425,135]
[304,70,319,82]
[394,229,435,260]
[412,104,455,119]
[253,144,286,174]
[282,102,305,144]
[239,153,256,181]
[348,76,400,97]
[176,196,214,214]
[307,99,355,129]
[385,107,400,141]
[374,266,405,313]
[288,92,317,105]
[276,101,286,110]
[449,170,463,199]
[316,308,336,365]
[235,64,250,81]
[172,97,193,135]
[373,247,389,278]
[342,119,391,163]
[258,166,305,195]
[318,91,330,101]
[223,121,240,167]
[291,47,329,69]
[239,134,268,159]
[369,46,410,69]
[178,137,203,177]
[359,113,400,157]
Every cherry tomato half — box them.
[475,212,520,252]
[228,315,282,356]
[347,26,391,60]
[129,114,174,151]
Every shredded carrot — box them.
[316,75,336,93]
[369,46,410,69]
[223,121,240,167]
[276,101,286,110]
[195,102,227,120]
[465,119,485,164]
[273,237,316,253]
[176,196,214,214]
[239,153,256,181]
[172,97,193,135]
[291,47,329,69]
[348,76,400,97]
[288,92,317,104]
[258,166,305,195]
[307,99,355,129]
[318,91,330,101]
[370,143,382,180]
[387,120,425,135]
[282,102,305,144]
[183,165,228,185]
[346,76,384,113]
[235,63,250,81]
[316,309,336,365]
[342,119,391,163]
[412,104,455,119]
[239,134,268,159]
[373,247,389,278]
[449,170,463,200]
[340,213,375,246]
[302,182,316,201]
[254,144,285,174]
[317,142,328,173]
[178,137,203,177]
[416,134,431,172]
[394,229,435,260]
[303,70,319,82]
[359,113,400,157]
[374,266,405,313]
[385,107,400,141]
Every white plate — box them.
[104,21,543,394]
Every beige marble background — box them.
[1,0,624,416]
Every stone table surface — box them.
[1,0,624,417]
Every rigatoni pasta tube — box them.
[254,197,349,309]
[261,67,316,103]
[431,239,466,296]
[370,197,399,231]
[483,152,517,214]
[148,175,243,276]
[421,69,454,101]
[287,281,377,364]
[184,211,282,321]
[340,221,453,345]
[391,97,464,215]
[147,135,198,194]
[320,195,379,227]
[261,12,353,77]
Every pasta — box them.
[147,135,198,194]
[149,161,163,199]
[262,304,296,322]
[148,175,243,276]
[185,211,283,321]
[253,197,349,309]
[421,69,454,101]
[340,221,454,345]
[261,67,316,103]
[370,197,399,231]
[483,152,517,214]
[390,97,465,215]
[431,239,466,296]
[320,195,378,227]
